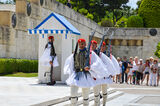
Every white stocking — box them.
[93,85,101,106]
[82,88,90,106]
[101,84,108,106]
[70,86,79,106]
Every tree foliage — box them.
[138,0,160,28]
[136,0,142,9]
[57,0,107,22]
[57,0,129,24]
[103,0,129,25]
[103,0,129,10]
[86,13,94,20]
[117,17,128,27]
[127,15,143,27]
[100,19,113,27]
[155,42,160,58]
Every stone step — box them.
[79,91,124,106]
[32,89,93,106]
[32,88,116,106]
[57,91,95,106]
[54,88,118,106]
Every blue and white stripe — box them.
[28,29,70,35]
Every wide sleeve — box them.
[111,55,120,75]
[63,54,74,75]
[53,56,59,67]
[89,51,110,79]
[100,53,117,76]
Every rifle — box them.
[74,27,97,80]
[108,31,114,57]
[97,28,109,56]
[47,42,56,85]
[85,27,97,68]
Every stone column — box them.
[114,39,120,46]
[16,0,27,30]
[16,0,27,15]
[30,0,39,5]
[128,40,135,46]
[121,39,127,46]
[136,40,143,46]
[0,11,13,27]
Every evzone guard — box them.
[39,36,59,85]
[107,33,120,81]
[64,38,111,106]
[90,40,117,106]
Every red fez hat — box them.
[91,40,97,44]
[78,38,86,43]
[48,36,54,39]
[102,42,106,46]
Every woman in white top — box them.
[157,62,160,86]
[142,59,150,86]
[127,57,133,84]
[116,57,122,83]
[132,56,139,84]
[150,59,158,86]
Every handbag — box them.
[125,68,129,73]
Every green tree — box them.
[155,42,160,58]
[117,17,128,27]
[100,19,113,27]
[78,8,88,15]
[103,0,129,25]
[138,0,160,28]
[122,5,137,18]
[127,15,143,27]
[57,0,107,22]
[86,13,94,20]
[136,0,142,8]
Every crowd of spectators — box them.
[115,56,159,87]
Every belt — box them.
[75,68,84,72]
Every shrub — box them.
[138,0,160,28]
[0,59,38,75]
[155,42,160,58]
[86,13,94,20]
[100,20,113,27]
[117,17,128,27]
[78,8,88,15]
[127,15,144,27]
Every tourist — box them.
[150,59,158,86]
[142,59,150,86]
[117,57,122,83]
[149,56,154,66]
[127,57,133,84]
[132,56,139,85]
[121,56,128,83]
[157,61,160,86]
[137,59,144,85]
[67,0,72,8]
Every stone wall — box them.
[93,28,160,60]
